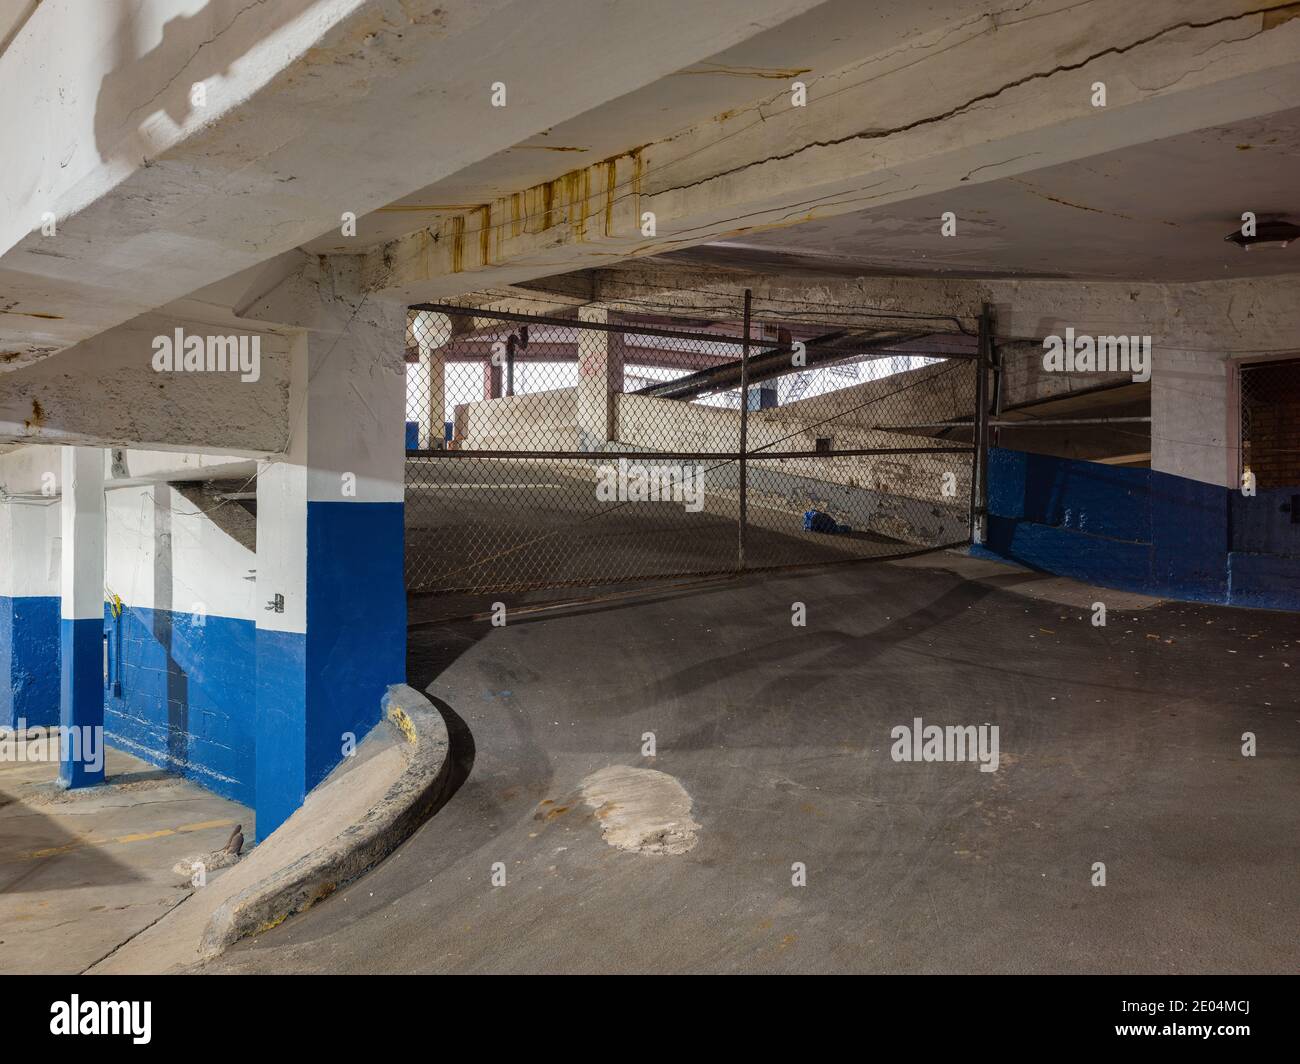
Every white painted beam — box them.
[0,0,826,363]
[0,308,294,453]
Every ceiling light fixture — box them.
[1224,218,1300,250]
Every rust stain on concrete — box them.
[24,398,45,430]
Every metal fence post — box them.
[738,289,752,571]
[970,303,993,546]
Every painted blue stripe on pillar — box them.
[1,596,60,730]
[304,501,405,791]
[59,616,105,788]
[255,627,307,836]
[255,501,405,836]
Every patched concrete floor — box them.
[0,744,251,974]
[210,556,1298,974]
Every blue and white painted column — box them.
[253,266,407,835]
[0,449,62,731]
[59,446,106,788]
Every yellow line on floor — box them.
[176,819,235,833]
[10,818,236,862]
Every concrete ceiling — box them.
[671,108,1300,283]
[301,0,986,254]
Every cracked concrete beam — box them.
[0,0,825,364]
[0,307,295,453]
[370,0,1300,301]
[545,263,1300,352]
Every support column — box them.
[747,379,778,410]
[422,316,447,448]
[410,311,448,449]
[253,262,407,836]
[576,305,624,451]
[1149,346,1232,601]
[1151,348,1235,489]
[483,359,502,401]
[59,446,105,789]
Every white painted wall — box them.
[0,494,59,599]
[0,443,60,496]
[105,483,256,621]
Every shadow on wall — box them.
[94,0,325,163]
[102,484,257,806]
[105,604,255,806]
[975,447,1300,611]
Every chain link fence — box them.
[403,301,980,596]
[1240,357,1300,489]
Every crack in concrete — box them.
[960,152,1042,183]
[1010,177,1181,227]
[79,894,193,974]
[653,5,1283,198]
[118,0,274,129]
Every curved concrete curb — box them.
[199,683,450,958]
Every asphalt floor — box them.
[206,554,1299,973]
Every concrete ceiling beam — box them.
[0,0,826,365]
[368,1,1300,301]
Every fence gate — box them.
[403,299,983,599]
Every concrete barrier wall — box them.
[976,447,1300,611]
[447,362,975,544]
[454,388,577,451]
[616,362,975,535]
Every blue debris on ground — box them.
[803,510,852,535]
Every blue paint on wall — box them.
[1230,486,1300,556]
[977,448,1300,611]
[305,501,405,789]
[104,604,256,806]
[59,616,106,788]
[0,596,59,730]
[1228,552,1300,610]
[254,626,306,837]
[1150,472,1229,603]
[255,501,406,836]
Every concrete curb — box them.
[198,683,451,958]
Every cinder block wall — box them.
[103,483,257,804]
